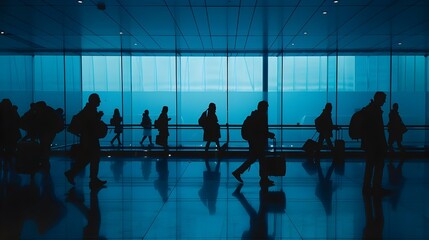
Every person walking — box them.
[315,103,338,151]
[200,103,221,152]
[155,106,171,153]
[140,110,154,147]
[65,93,107,189]
[110,108,123,146]
[387,103,407,152]
[232,101,275,186]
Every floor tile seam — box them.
[136,161,192,238]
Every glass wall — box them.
[0,53,428,148]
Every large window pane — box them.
[178,56,227,147]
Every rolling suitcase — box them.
[302,131,319,159]
[266,139,286,176]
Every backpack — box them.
[97,120,108,138]
[67,112,83,136]
[314,115,323,132]
[241,114,254,140]
[349,107,366,140]
[198,111,207,127]
[141,116,151,128]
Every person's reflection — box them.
[0,170,37,239]
[141,158,152,180]
[387,158,405,210]
[198,159,220,214]
[233,184,286,240]
[66,187,106,240]
[362,193,384,239]
[301,158,318,176]
[110,159,124,182]
[315,161,337,215]
[34,168,66,234]
[154,158,169,202]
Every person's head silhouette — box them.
[88,93,101,107]
[373,91,386,107]
[325,103,332,112]
[257,100,269,113]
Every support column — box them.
[263,52,268,101]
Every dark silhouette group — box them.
[0,90,411,240]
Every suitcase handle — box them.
[272,138,277,153]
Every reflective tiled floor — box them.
[1,154,429,239]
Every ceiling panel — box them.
[170,7,200,35]
[0,0,428,54]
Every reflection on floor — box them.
[1,154,429,239]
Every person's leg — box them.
[148,136,153,145]
[89,150,106,189]
[215,140,221,151]
[89,156,100,180]
[256,147,273,185]
[111,134,117,145]
[205,141,211,151]
[232,152,257,183]
[372,151,385,191]
[140,135,147,145]
[363,151,375,194]
[65,150,90,185]
[235,156,257,174]
[326,137,334,151]
[258,155,269,182]
[388,133,394,152]
[117,133,122,145]
[317,134,324,148]
[397,134,404,151]
[315,135,325,162]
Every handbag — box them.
[155,135,161,145]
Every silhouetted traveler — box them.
[200,103,221,152]
[65,93,107,189]
[140,110,154,147]
[0,99,21,157]
[155,106,171,152]
[110,108,123,146]
[20,102,38,142]
[361,91,389,196]
[232,101,275,186]
[37,102,65,161]
[315,103,338,155]
[387,103,406,152]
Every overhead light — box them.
[77,0,83,3]
[398,42,402,46]
[119,31,123,35]
[0,31,5,35]
[134,43,138,46]
[333,0,339,3]
[323,11,328,15]
[303,32,308,35]
[291,43,295,46]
